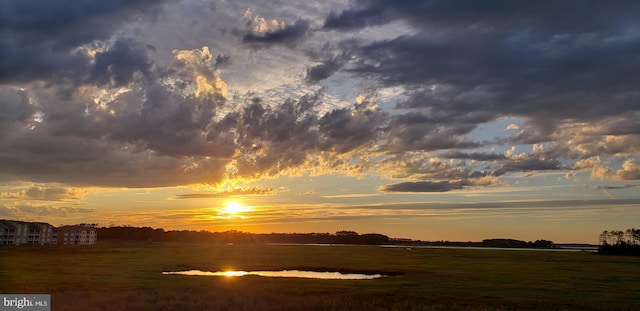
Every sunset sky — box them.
[1,0,639,243]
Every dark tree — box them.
[599,228,640,256]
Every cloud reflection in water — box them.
[163,269,383,279]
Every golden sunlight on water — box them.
[162,270,384,279]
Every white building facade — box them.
[0,220,93,245]
[0,220,31,245]
[58,225,97,245]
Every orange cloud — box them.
[173,187,277,199]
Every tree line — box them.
[598,228,640,256]
[96,226,557,248]
[96,227,391,245]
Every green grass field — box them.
[1,242,638,310]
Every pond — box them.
[163,269,384,279]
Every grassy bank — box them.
[1,242,638,310]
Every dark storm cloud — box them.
[0,76,232,187]
[212,95,321,177]
[319,0,640,131]
[323,0,640,34]
[318,99,388,153]
[376,154,492,182]
[379,180,471,193]
[212,93,387,178]
[242,19,310,47]
[103,84,231,158]
[323,5,391,31]
[0,88,35,134]
[304,39,360,83]
[316,1,640,187]
[382,113,481,152]
[352,32,640,122]
[503,121,559,145]
[395,88,498,125]
[0,0,170,84]
[214,55,231,69]
[89,38,152,87]
[494,157,564,176]
[0,78,389,187]
[589,118,640,136]
[305,59,342,83]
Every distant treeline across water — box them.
[97,226,557,249]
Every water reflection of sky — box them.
[163,270,383,280]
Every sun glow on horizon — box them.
[223,201,249,215]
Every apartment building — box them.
[0,220,95,245]
[0,220,30,245]
[57,225,97,245]
[28,222,57,245]
[0,221,9,244]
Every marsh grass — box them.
[1,242,638,310]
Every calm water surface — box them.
[163,270,383,279]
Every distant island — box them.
[96,226,560,249]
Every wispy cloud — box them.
[173,187,278,199]
[0,185,85,201]
[322,193,381,199]
[0,203,93,218]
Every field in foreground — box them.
[0,242,638,310]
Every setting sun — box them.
[223,201,247,215]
